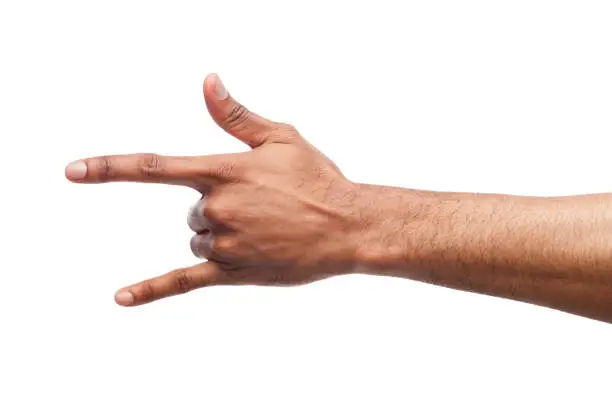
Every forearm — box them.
[352,184,612,322]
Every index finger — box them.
[65,153,237,187]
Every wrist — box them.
[346,183,431,274]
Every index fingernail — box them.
[115,291,134,306]
[65,160,87,180]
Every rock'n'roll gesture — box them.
[67,74,612,323]
[66,74,360,306]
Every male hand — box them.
[65,74,361,306]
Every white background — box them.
[1,1,612,406]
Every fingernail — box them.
[65,160,87,180]
[115,291,134,306]
[213,74,228,100]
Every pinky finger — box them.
[114,261,226,307]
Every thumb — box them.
[203,73,297,148]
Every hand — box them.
[65,74,361,306]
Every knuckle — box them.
[222,103,250,130]
[139,153,164,178]
[219,206,237,224]
[279,123,298,134]
[174,268,193,294]
[138,280,155,301]
[204,195,224,221]
[214,161,237,180]
[215,236,237,254]
[267,123,301,144]
[96,156,114,181]
[204,191,239,223]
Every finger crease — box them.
[224,104,250,129]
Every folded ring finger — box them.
[187,197,212,233]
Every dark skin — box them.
[66,74,612,323]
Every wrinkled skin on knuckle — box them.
[95,156,114,181]
[139,153,164,178]
[222,103,250,131]
[174,268,193,294]
[138,280,155,301]
[263,122,301,144]
[279,123,300,141]
[214,161,239,181]
[195,153,248,184]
